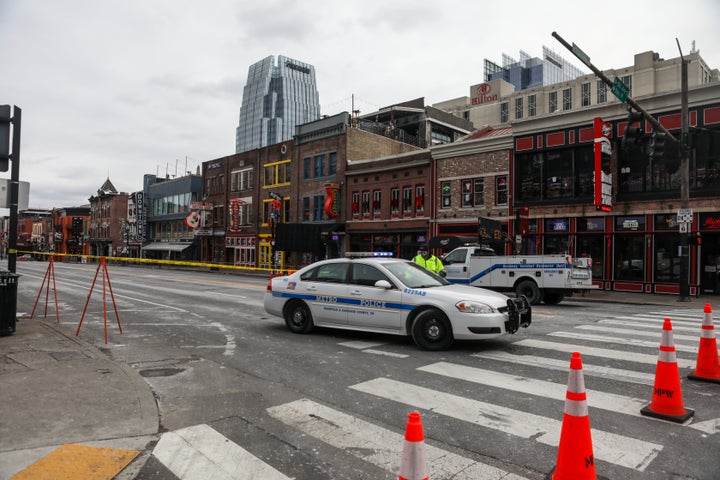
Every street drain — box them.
[139,367,185,378]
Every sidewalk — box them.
[0,317,159,480]
[571,288,719,310]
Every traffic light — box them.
[625,110,644,140]
[0,105,11,172]
[622,110,645,151]
[648,131,666,160]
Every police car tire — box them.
[411,309,454,351]
[284,301,314,334]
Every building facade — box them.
[87,179,128,257]
[235,55,321,153]
[433,48,720,296]
[141,173,202,261]
[52,206,90,260]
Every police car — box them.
[263,253,531,350]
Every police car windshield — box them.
[384,261,448,288]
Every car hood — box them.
[429,284,511,308]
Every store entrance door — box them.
[701,233,720,294]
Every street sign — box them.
[611,77,630,103]
[679,223,689,233]
[571,43,591,68]
[677,208,693,224]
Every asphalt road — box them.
[11,260,720,479]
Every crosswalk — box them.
[146,307,718,479]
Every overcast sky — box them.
[1,0,718,212]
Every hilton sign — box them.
[471,83,499,105]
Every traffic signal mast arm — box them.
[552,31,678,144]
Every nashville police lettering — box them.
[360,299,386,308]
[316,295,338,303]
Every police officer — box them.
[412,245,445,276]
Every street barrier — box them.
[688,303,720,384]
[30,254,60,323]
[640,318,694,423]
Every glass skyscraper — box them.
[235,55,321,153]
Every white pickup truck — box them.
[441,245,597,305]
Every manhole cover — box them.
[139,367,185,378]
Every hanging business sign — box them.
[324,182,340,218]
[593,117,612,212]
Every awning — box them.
[141,242,192,252]
[428,236,478,250]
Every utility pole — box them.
[677,39,691,301]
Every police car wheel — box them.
[411,309,453,351]
[284,301,314,334]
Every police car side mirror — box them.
[374,280,393,289]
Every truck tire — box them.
[516,280,543,305]
[542,292,565,305]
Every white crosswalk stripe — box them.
[152,424,290,480]
[150,308,713,478]
[349,377,661,471]
[267,399,530,480]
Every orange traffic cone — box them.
[641,318,694,423]
[399,411,428,480]
[688,303,720,384]
[551,351,597,480]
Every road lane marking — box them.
[267,399,530,480]
[549,331,700,354]
[471,351,655,385]
[512,339,696,368]
[419,362,647,416]
[153,424,289,480]
[363,349,410,358]
[349,377,662,471]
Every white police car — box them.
[264,253,531,350]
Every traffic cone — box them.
[550,351,597,480]
[399,411,428,480]
[641,318,694,423]
[688,303,720,384]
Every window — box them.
[264,160,290,188]
[313,195,324,221]
[549,91,558,113]
[351,192,360,217]
[461,178,485,208]
[206,174,225,195]
[515,97,523,119]
[496,175,508,205]
[352,264,390,287]
[362,191,370,216]
[391,188,400,215]
[313,154,324,178]
[415,185,425,213]
[302,197,311,221]
[581,82,591,107]
[500,102,509,123]
[528,94,536,117]
[303,157,311,179]
[402,187,413,213]
[231,168,253,192]
[328,152,337,176]
[597,80,607,104]
[373,190,382,216]
[440,181,451,209]
[314,262,349,283]
[562,88,572,111]
[213,205,224,227]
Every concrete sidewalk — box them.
[0,317,159,480]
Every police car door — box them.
[304,262,349,326]
[346,263,404,332]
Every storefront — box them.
[699,212,720,294]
